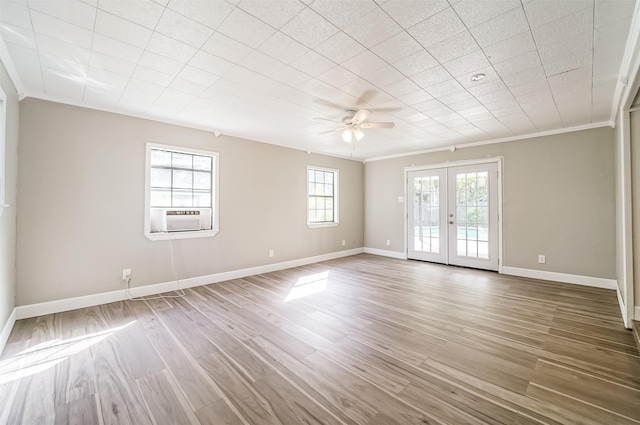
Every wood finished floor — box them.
[1,254,639,425]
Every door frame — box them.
[403,157,504,273]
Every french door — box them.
[407,162,499,271]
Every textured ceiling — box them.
[0,0,636,160]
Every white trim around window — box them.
[144,142,219,241]
[0,86,7,218]
[306,165,339,228]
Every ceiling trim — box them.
[0,41,25,99]
[364,121,613,163]
[610,0,640,121]
[20,91,363,163]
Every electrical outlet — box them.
[538,255,546,264]
[342,240,346,246]
[386,240,391,246]
[269,249,274,258]
[122,268,131,281]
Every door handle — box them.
[449,221,454,224]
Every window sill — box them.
[145,229,219,241]
[307,222,339,229]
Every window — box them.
[307,166,338,227]
[144,143,219,240]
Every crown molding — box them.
[0,40,25,98]
[364,121,612,163]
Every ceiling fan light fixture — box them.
[341,129,353,143]
[354,128,365,141]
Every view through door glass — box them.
[407,162,499,271]
[407,169,446,264]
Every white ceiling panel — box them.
[379,0,449,28]
[237,0,305,29]
[1,0,635,160]
[280,7,337,49]
[31,10,93,49]
[95,10,152,49]
[309,0,377,30]
[259,32,309,65]
[314,31,366,64]
[4,42,44,91]
[154,9,213,48]
[0,1,32,30]
[97,0,164,30]
[469,7,529,48]
[408,7,466,48]
[146,32,197,64]
[166,0,234,29]
[201,31,253,63]
[453,0,520,28]
[392,49,438,76]
[0,23,36,49]
[343,7,402,49]
[29,0,96,30]
[217,8,276,48]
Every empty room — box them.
[1,0,640,424]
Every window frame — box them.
[306,165,339,228]
[144,142,219,241]
[0,86,6,218]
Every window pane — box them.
[315,171,324,183]
[151,149,171,167]
[324,184,333,196]
[172,191,192,207]
[193,171,211,190]
[326,209,333,221]
[308,169,314,182]
[173,170,193,189]
[193,155,212,171]
[325,172,333,184]
[194,192,211,207]
[172,152,192,169]
[308,210,317,222]
[150,189,170,207]
[150,168,171,188]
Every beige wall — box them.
[365,127,616,279]
[16,99,363,305]
[0,62,18,330]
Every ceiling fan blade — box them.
[352,109,371,125]
[318,128,345,135]
[360,122,395,129]
[314,117,344,124]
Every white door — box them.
[407,168,447,263]
[447,163,499,271]
[407,162,499,271]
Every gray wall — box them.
[17,99,364,305]
[0,62,18,330]
[365,127,616,279]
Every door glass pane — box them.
[455,171,488,259]
[413,175,440,254]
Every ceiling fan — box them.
[316,109,395,143]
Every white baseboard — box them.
[617,286,630,329]
[15,248,364,320]
[0,308,16,355]
[363,247,407,259]
[501,266,618,290]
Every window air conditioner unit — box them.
[165,210,201,232]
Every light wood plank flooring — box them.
[1,254,639,424]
